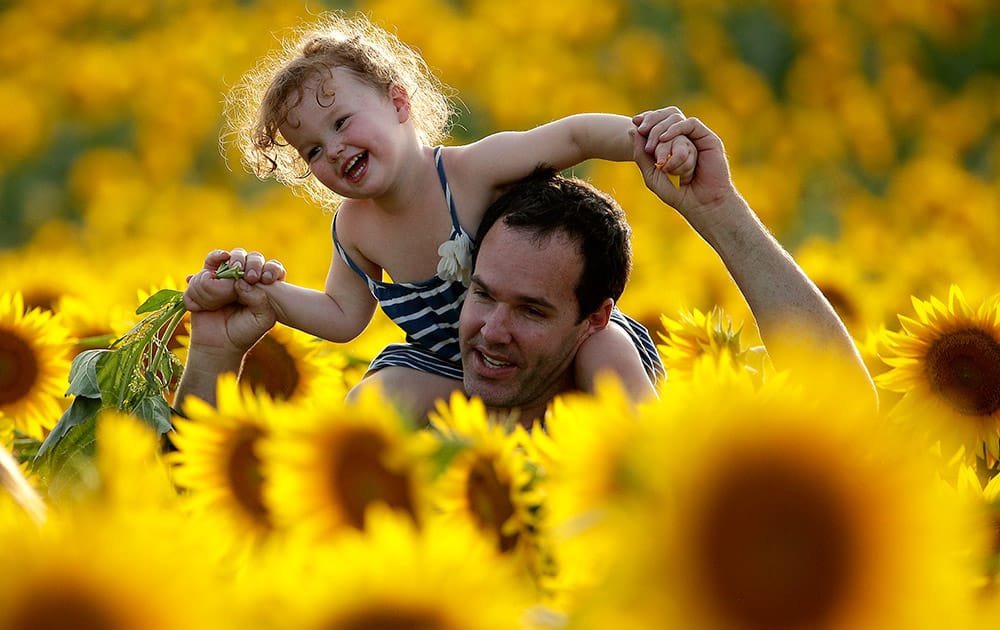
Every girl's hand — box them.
[222,248,287,284]
[632,106,698,187]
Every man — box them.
[175,112,875,423]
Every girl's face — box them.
[279,66,410,199]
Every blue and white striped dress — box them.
[333,146,469,380]
[333,146,665,385]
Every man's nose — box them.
[480,307,512,344]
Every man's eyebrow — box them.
[470,274,556,310]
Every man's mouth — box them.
[343,151,368,182]
[481,352,513,369]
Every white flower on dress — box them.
[436,232,474,286]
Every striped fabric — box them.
[332,146,470,377]
[609,308,666,385]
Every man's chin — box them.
[463,377,517,409]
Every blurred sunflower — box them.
[0,248,100,313]
[0,501,233,630]
[537,378,646,614]
[219,322,345,403]
[572,352,987,629]
[245,506,533,630]
[93,410,177,511]
[167,374,278,544]
[877,285,1000,462]
[262,386,430,539]
[428,393,549,585]
[0,291,72,440]
[51,294,120,360]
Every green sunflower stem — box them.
[146,303,186,395]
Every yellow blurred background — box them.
[1,0,998,365]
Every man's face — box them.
[459,223,597,414]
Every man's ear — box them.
[389,84,411,123]
[584,298,614,334]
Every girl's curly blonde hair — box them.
[222,11,456,210]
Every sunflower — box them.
[877,285,1000,462]
[570,351,988,630]
[536,377,646,614]
[51,294,120,360]
[657,305,767,381]
[195,322,346,404]
[167,374,280,544]
[0,291,72,440]
[793,235,902,335]
[0,248,99,313]
[0,496,234,630]
[428,393,549,587]
[93,410,178,510]
[243,506,533,630]
[262,385,430,540]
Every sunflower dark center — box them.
[924,328,1000,416]
[465,456,518,552]
[8,588,124,630]
[329,607,447,630]
[0,328,38,406]
[694,454,855,630]
[241,334,300,400]
[23,290,59,313]
[332,430,415,529]
[226,425,269,526]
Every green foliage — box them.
[31,289,186,488]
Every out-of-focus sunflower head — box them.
[876,285,1000,464]
[427,392,549,589]
[167,373,283,549]
[221,322,346,404]
[243,505,534,630]
[570,351,989,629]
[261,385,432,541]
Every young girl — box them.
[188,11,695,419]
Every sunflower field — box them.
[2,0,1000,628]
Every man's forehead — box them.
[476,224,582,302]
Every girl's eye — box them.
[305,147,321,162]
[334,116,348,130]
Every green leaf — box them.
[32,395,102,464]
[37,414,101,500]
[65,349,109,397]
[95,347,129,408]
[134,395,175,436]
[136,288,183,314]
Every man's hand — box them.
[175,276,279,410]
[631,112,743,238]
[187,278,278,354]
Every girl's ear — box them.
[389,84,411,123]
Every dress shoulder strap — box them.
[433,146,465,238]
[331,213,376,289]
